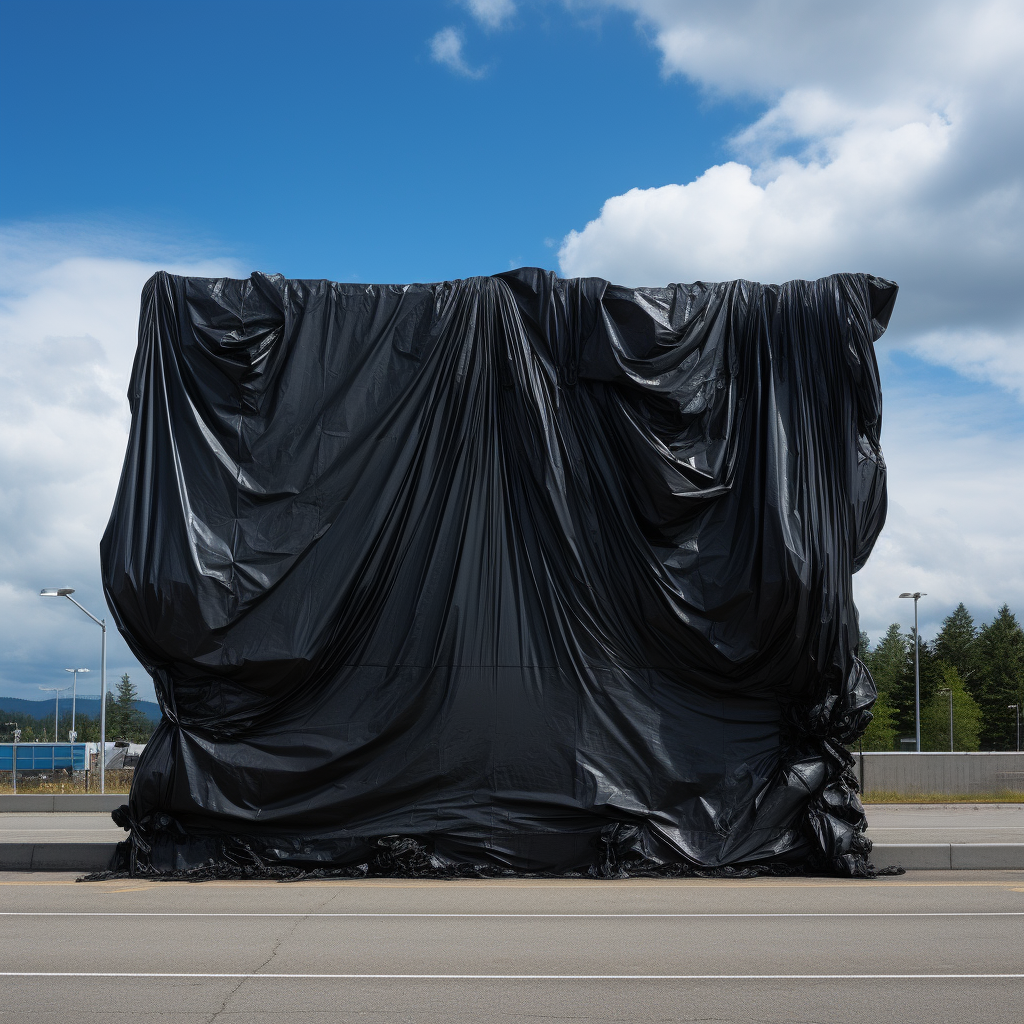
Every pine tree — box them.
[859,689,898,751]
[975,606,1024,750]
[888,631,944,741]
[856,629,895,749]
[921,664,982,751]
[863,623,905,698]
[933,603,980,688]
[858,631,872,660]
[107,674,148,742]
[104,691,120,742]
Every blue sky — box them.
[2,1,1022,703]
[1,1,757,282]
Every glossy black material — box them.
[101,268,896,877]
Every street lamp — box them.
[938,688,953,752]
[64,667,88,743]
[39,685,70,743]
[899,592,927,753]
[40,588,107,793]
[3,722,19,794]
[1010,705,1021,753]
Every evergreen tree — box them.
[921,664,982,751]
[856,629,895,749]
[858,630,871,660]
[106,674,148,742]
[863,623,905,698]
[975,606,1024,750]
[104,690,119,741]
[933,603,980,688]
[859,689,898,751]
[889,631,944,741]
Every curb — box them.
[0,795,126,812]
[871,843,1024,870]
[0,843,117,872]
[1,842,1022,874]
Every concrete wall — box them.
[0,794,126,812]
[852,751,1024,795]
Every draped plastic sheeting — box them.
[101,268,896,878]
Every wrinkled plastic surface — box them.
[101,268,896,877]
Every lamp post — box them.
[40,589,107,793]
[64,667,88,743]
[39,685,70,743]
[899,592,927,752]
[938,688,953,752]
[4,723,19,794]
[1010,705,1021,753]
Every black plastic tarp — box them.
[101,268,896,878]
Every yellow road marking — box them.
[1,877,1022,889]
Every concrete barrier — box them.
[949,844,1024,870]
[870,844,952,870]
[853,751,1024,796]
[0,839,1019,872]
[871,843,1024,870]
[0,843,117,871]
[0,794,126,812]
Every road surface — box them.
[1,869,1021,1022]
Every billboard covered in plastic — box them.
[101,268,896,877]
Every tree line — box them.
[859,603,1024,751]
[1,674,154,745]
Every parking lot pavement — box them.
[1,870,1022,1023]
[864,802,1024,845]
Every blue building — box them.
[0,742,88,773]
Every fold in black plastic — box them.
[101,268,896,878]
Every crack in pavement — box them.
[203,910,311,1024]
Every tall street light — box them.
[39,685,70,743]
[899,592,927,753]
[40,588,107,793]
[4,722,20,794]
[64,667,88,743]
[1010,705,1021,753]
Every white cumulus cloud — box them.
[464,0,516,30]
[430,27,486,78]
[0,225,242,700]
[561,0,1024,639]
[562,1,1024,377]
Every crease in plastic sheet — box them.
[100,268,896,878]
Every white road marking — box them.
[1,972,1022,980]
[1,911,1023,918]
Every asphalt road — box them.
[864,803,1024,845]
[0,812,123,841]
[5,802,1024,844]
[1,870,1022,1023]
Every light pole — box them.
[39,685,70,743]
[938,687,953,751]
[40,589,107,793]
[64,667,88,743]
[4,722,19,794]
[1010,705,1021,753]
[899,592,927,752]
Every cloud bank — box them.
[0,226,241,700]
[561,1,1024,639]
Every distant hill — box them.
[0,695,162,724]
